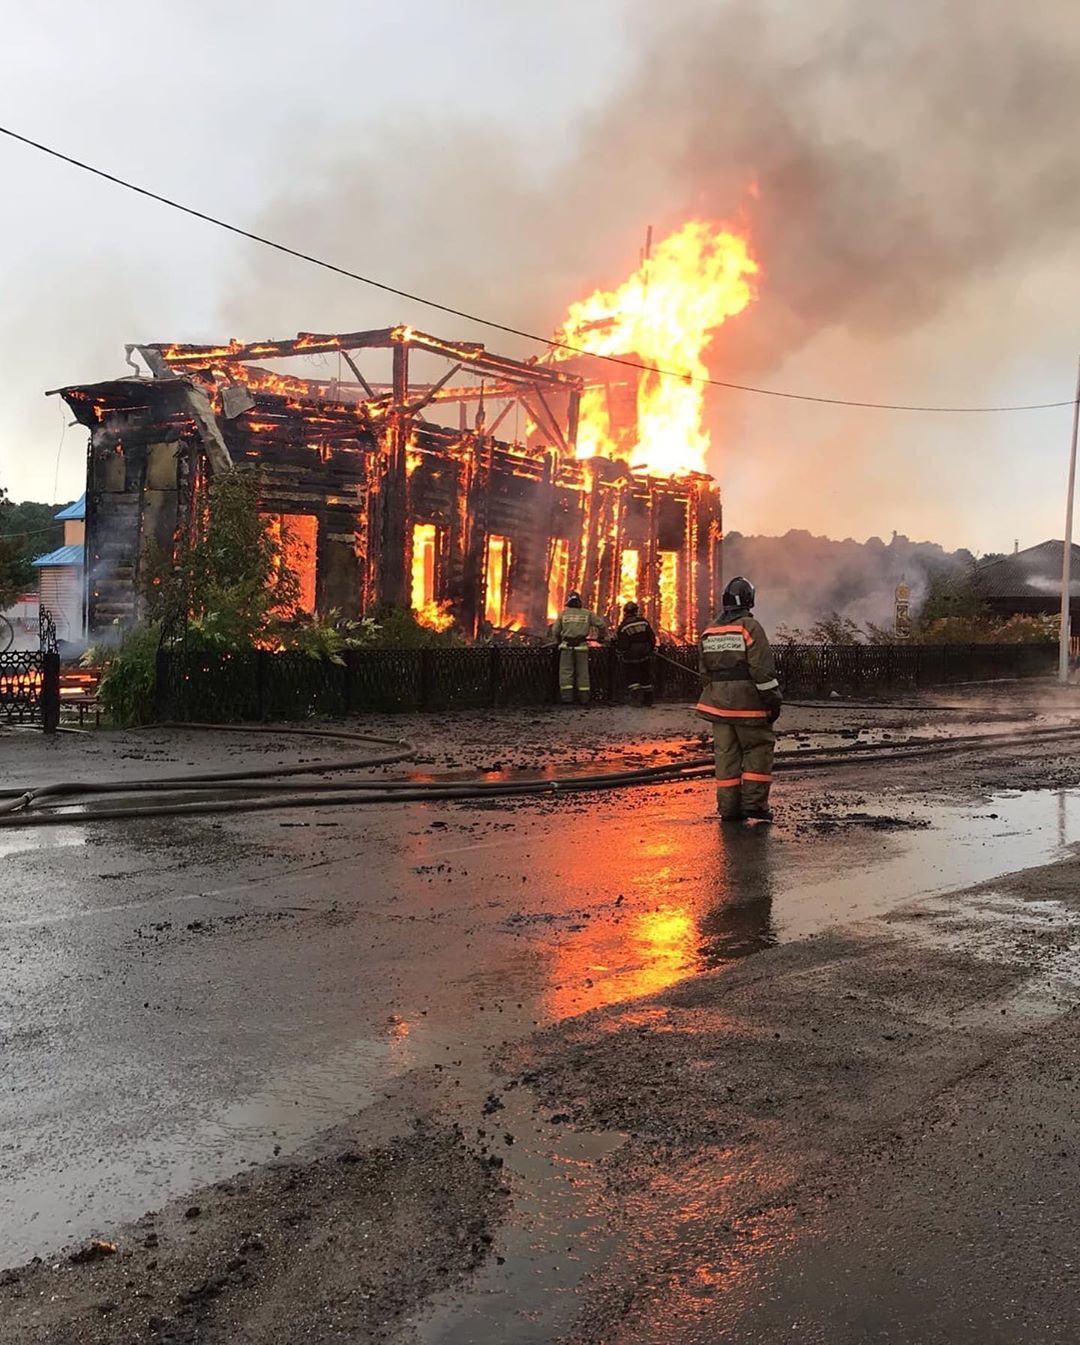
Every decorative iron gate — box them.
[0,609,61,732]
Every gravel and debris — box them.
[0,1124,506,1345]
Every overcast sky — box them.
[1,0,1078,555]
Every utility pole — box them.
[1058,355,1080,683]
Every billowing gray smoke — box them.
[723,530,973,634]
[225,0,1080,361]
[218,0,1080,624]
[598,0,1080,373]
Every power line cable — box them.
[50,396,67,505]
[0,122,1075,415]
[0,519,69,542]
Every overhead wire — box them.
[0,123,1074,416]
[0,519,70,541]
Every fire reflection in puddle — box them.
[545,823,778,1017]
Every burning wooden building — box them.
[54,325,724,641]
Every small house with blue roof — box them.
[33,494,86,644]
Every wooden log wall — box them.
[75,380,721,641]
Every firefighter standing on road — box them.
[696,577,782,822]
[616,601,656,707]
[553,592,607,705]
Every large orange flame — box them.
[557,220,758,476]
[411,523,454,631]
[658,551,680,634]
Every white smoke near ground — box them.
[722,530,973,634]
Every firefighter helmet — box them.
[623,601,639,618]
[566,592,583,609]
[722,576,756,611]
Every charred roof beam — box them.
[152,328,583,392]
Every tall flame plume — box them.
[557,220,759,476]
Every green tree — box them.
[917,565,987,623]
[0,488,21,609]
[95,471,300,725]
[143,469,298,648]
[0,490,70,606]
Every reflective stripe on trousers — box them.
[712,722,776,816]
[695,701,769,720]
[559,644,590,701]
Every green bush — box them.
[86,624,161,727]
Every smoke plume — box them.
[723,530,975,634]
[217,0,1080,616]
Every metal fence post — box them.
[154,648,169,721]
[41,651,61,734]
[420,649,433,709]
[489,646,502,707]
[255,649,268,722]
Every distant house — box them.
[32,495,86,646]
[973,540,1080,622]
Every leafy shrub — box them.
[85,624,161,727]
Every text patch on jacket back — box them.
[701,632,747,654]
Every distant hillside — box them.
[723,529,983,632]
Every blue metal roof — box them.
[32,544,84,568]
[54,494,85,521]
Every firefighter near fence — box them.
[695,576,782,823]
[552,593,608,705]
[616,602,657,707]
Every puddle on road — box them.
[7,784,1080,1275]
[0,825,84,860]
[527,787,1080,1020]
[773,787,1080,942]
[409,786,1080,1343]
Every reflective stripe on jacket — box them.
[696,608,781,722]
[553,607,606,645]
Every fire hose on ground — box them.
[2,720,1080,830]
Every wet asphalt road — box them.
[5,699,1080,1342]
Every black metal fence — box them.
[154,641,1057,723]
[0,609,61,732]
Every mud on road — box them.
[4,685,1080,1342]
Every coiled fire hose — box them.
[3,720,1080,829]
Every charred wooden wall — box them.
[69,380,722,641]
[221,412,376,617]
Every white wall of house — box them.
[38,566,84,643]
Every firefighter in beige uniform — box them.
[553,592,607,704]
[696,577,782,821]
